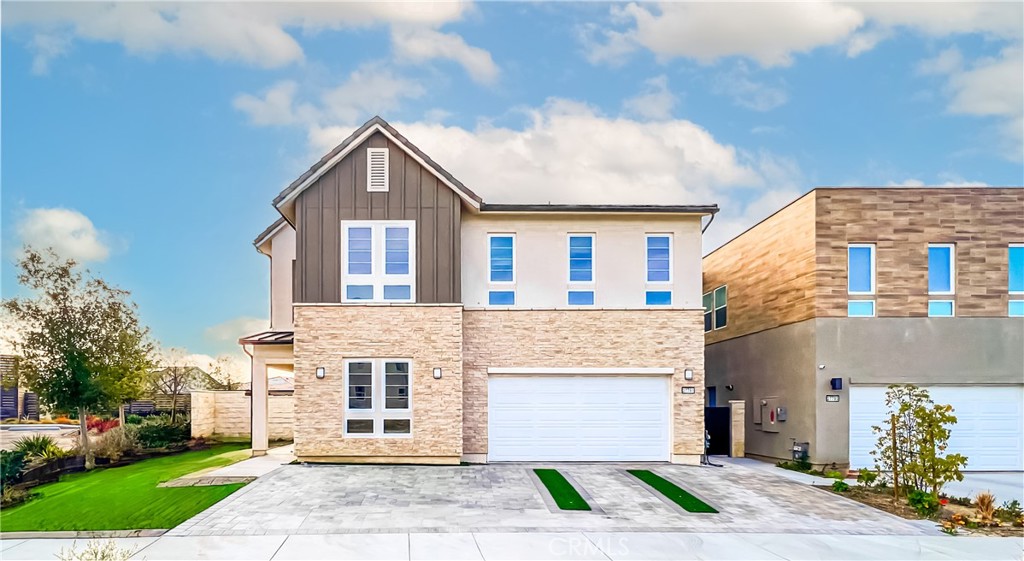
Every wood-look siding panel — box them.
[293,131,463,303]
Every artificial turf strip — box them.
[627,469,718,513]
[534,469,591,511]
[0,443,250,531]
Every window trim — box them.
[847,243,876,295]
[1010,243,1024,295]
[340,221,416,303]
[712,285,728,331]
[847,300,876,318]
[343,358,413,439]
[566,233,596,285]
[567,290,595,306]
[366,147,389,192]
[928,243,956,295]
[928,300,955,318]
[487,233,516,285]
[645,233,673,285]
[702,291,713,333]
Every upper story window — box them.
[568,234,594,306]
[848,244,875,317]
[928,244,955,317]
[1010,244,1024,317]
[341,221,415,303]
[488,234,515,306]
[366,148,389,192]
[703,286,727,332]
[646,234,672,306]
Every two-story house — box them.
[241,116,718,465]
[702,187,1024,471]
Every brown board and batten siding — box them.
[293,131,462,303]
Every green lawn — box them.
[627,470,718,513]
[534,469,591,511]
[1,443,250,531]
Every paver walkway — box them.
[169,461,928,536]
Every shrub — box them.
[53,416,74,425]
[996,499,1023,522]
[0,450,26,488]
[831,480,850,492]
[907,489,941,518]
[824,470,844,480]
[136,415,190,449]
[856,469,878,487]
[94,426,139,461]
[56,540,138,561]
[974,491,996,523]
[86,416,120,434]
[125,414,143,425]
[1,486,30,507]
[13,434,59,458]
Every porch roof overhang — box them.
[238,330,294,345]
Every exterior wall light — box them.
[315,367,326,379]
[433,368,443,380]
[683,368,694,381]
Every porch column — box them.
[251,356,269,456]
[729,399,745,458]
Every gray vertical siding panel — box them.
[294,131,462,303]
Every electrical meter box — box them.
[759,397,782,433]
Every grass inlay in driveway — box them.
[534,469,591,511]
[627,469,718,513]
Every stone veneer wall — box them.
[462,309,705,463]
[293,304,463,463]
[190,391,294,441]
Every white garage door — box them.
[488,376,671,462]
[850,386,1024,471]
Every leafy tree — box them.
[908,402,966,495]
[2,248,153,469]
[149,348,198,422]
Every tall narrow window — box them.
[928,244,955,317]
[488,234,515,306]
[848,244,875,317]
[703,292,713,332]
[568,234,594,305]
[342,221,415,302]
[344,359,412,437]
[646,235,671,283]
[366,148,389,192]
[713,286,728,329]
[1010,244,1024,317]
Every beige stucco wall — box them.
[190,390,294,441]
[293,304,463,463]
[461,214,704,310]
[269,225,296,330]
[462,309,706,464]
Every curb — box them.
[0,529,167,539]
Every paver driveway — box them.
[169,462,928,536]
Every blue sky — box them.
[2,2,1022,370]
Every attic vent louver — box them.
[367,148,389,192]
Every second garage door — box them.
[487,375,671,462]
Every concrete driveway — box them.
[168,461,928,537]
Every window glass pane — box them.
[348,227,373,275]
[567,291,594,305]
[385,227,410,275]
[383,285,411,300]
[383,419,411,434]
[346,285,374,300]
[385,362,409,374]
[646,291,672,305]
[928,246,953,293]
[489,291,515,305]
[704,312,712,332]
[928,301,954,317]
[714,307,727,328]
[1009,300,1024,317]
[702,293,713,313]
[1010,246,1024,293]
[348,362,371,373]
[346,419,374,434]
[569,236,593,282]
[714,286,728,308]
[347,362,372,410]
[848,300,875,317]
[647,236,671,282]
[489,236,514,282]
[848,246,874,293]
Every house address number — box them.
[825,394,840,403]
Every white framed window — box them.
[366,148,389,192]
[848,300,876,317]
[646,234,672,284]
[1010,244,1023,317]
[703,286,728,331]
[344,359,412,437]
[487,234,516,306]
[702,292,713,332]
[928,244,955,317]
[847,244,875,294]
[341,221,415,303]
[567,234,595,306]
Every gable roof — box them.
[253,216,288,251]
[273,116,483,221]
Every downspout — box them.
[701,212,716,234]
[242,343,254,450]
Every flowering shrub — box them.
[53,416,74,425]
[86,417,120,434]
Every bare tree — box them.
[206,355,243,391]
[150,348,198,422]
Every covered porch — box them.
[239,330,294,456]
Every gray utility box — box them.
[759,397,785,433]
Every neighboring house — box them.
[240,116,718,464]
[703,187,1024,471]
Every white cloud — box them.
[887,176,990,188]
[751,125,785,136]
[621,75,677,120]
[713,63,788,111]
[204,316,269,344]
[391,27,499,85]
[233,81,308,126]
[916,47,964,76]
[16,208,111,262]
[4,2,489,76]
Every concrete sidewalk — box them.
[2,531,1020,560]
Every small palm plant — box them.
[13,434,58,459]
[974,491,997,524]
